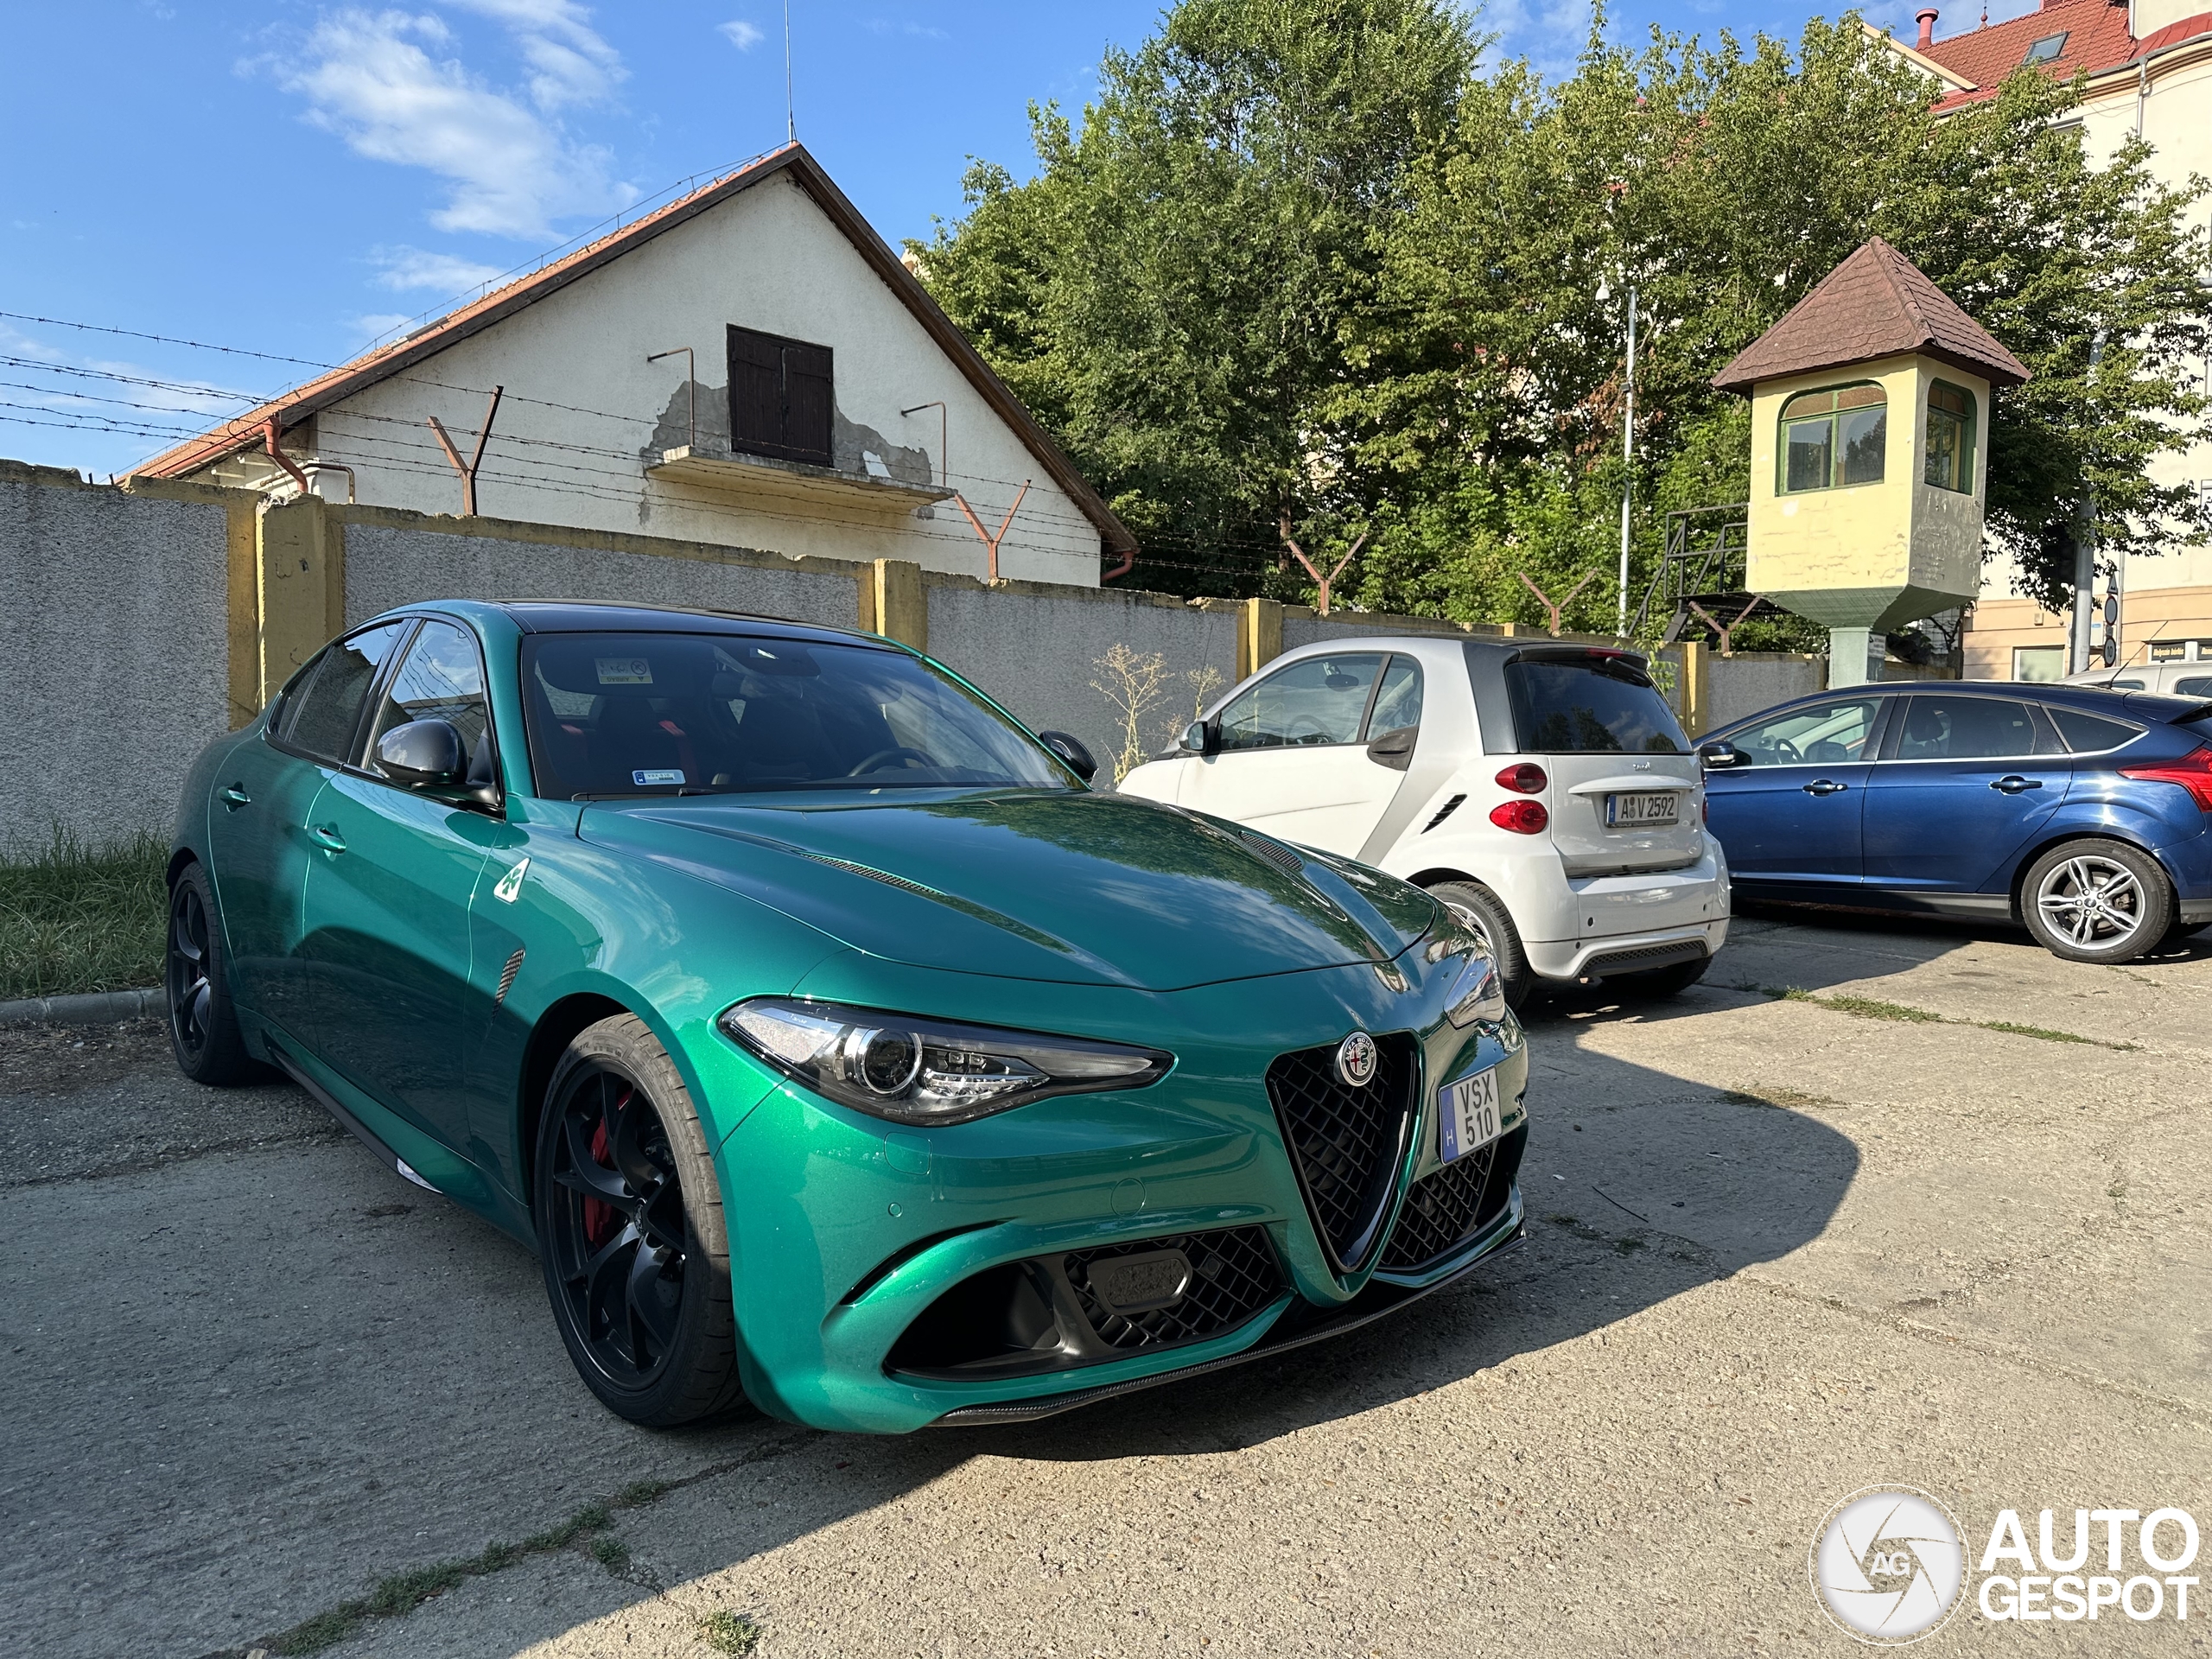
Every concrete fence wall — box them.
[0,463,250,849]
[5,455,1914,848]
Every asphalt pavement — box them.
[5,910,2209,1657]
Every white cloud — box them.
[275,7,634,238]
[448,0,625,108]
[370,245,508,292]
[865,17,948,40]
[720,19,764,49]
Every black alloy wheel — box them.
[533,1014,743,1426]
[165,862,253,1085]
[544,1062,690,1389]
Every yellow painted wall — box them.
[1746,353,1990,623]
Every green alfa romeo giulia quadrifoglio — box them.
[167,600,1528,1433]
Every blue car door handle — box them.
[220,785,251,810]
[1991,775,2044,794]
[1802,779,1849,796]
[310,823,348,853]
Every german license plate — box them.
[1605,791,1679,827]
[1440,1067,1502,1164]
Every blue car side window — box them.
[1731,698,1879,766]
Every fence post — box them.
[1679,640,1709,737]
[255,495,340,706]
[1237,598,1282,681]
[861,558,927,652]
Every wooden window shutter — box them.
[782,341,834,466]
[725,324,834,466]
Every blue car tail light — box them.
[2119,747,2212,813]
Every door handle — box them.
[1991,775,2044,794]
[221,785,251,810]
[1802,779,1850,796]
[309,823,347,853]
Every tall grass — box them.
[0,829,169,1001]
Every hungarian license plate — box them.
[1440,1067,1503,1164]
[1605,791,1680,827]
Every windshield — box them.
[518,632,1073,798]
[1503,655,1686,754]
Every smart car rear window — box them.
[519,632,1073,798]
[1503,655,1685,754]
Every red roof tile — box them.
[1711,236,2030,393]
[1910,0,2212,111]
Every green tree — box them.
[922,4,2212,626]
[917,0,1474,595]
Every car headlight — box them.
[1427,929,1506,1028]
[719,997,1173,1126]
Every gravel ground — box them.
[5,912,2209,1657]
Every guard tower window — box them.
[1924,381,1977,494]
[728,324,833,466]
[1779,383,1887,494]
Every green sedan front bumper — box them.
[703,955,1530,1434]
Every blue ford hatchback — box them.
[1700,682,2212,963]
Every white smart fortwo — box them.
[1120,636,1730,1007]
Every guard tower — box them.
[1711,238,2029,685]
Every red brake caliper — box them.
[582,1090,624,1246]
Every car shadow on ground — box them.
[19,1018,1855,1658]
[1694,901,2212,997]
[957,1030,1857,1462]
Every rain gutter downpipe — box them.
[264,417,314,499]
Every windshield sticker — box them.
[596,658,653,685]
[632,769,685,786]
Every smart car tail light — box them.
[720,998,1173,1125]
[2119,747,2212,812]
[1494,762,1548,794]
[1489,799,1548,835]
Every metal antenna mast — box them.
[785,0,796,142]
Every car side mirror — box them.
[1179,720,1218,757]
[1035,729,1098,783]
[1697,740,1745,770]
[376,718,467,788]
[1365,726,1416,772]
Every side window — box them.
[1730,697,1881,766]
[1779,383,1886,493]
[2044,706,2142,753]
[1365,655,1423,740]
[1214,654,1382,752]
[1924,381,1977,494]
[2174,677,2212,699]
[368,620,493,784]
[278,622,410,763]
[1893,696,2040,760]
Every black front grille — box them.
[1266,1034,1418,1273]
[1065,1227,1281,1351]
[1380,1121,1528,1272]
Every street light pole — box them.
[1618,283,1638,637]
[2069,333,2106,675]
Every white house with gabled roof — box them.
[130,144,1135,589]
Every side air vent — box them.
[1264,1034,1418,1274]
[495,948,525,1007]
[1380,1122,1527,1272]
[1422,794,1466,832]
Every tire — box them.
[1428,880,1535,1011]
[165,861,257,1086]
[2021,839,2173,964]
[1609,954,1711,998]
[534,1014,745,1427]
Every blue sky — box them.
[0,0,2037,479]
